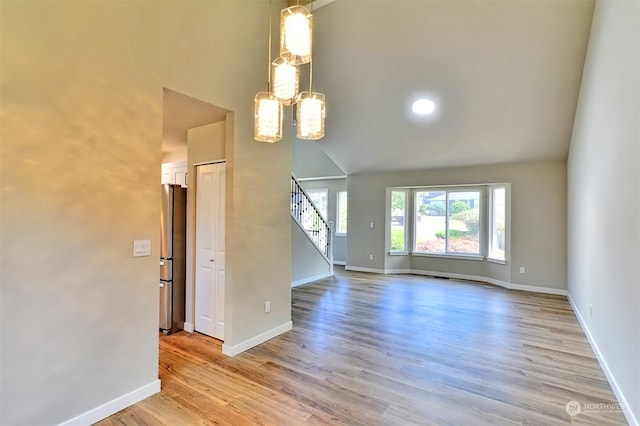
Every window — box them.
[306,188,328,219]
[414,189,481,255]
[390,190,407,251]
[336,191,348,235]
[388,184,507,261]
[489,186,506,261]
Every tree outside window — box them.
[390,190,407,251]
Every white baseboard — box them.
[568,296,639,426]
[345,266,567,296]
[501,280,567,296]
[384,269,412,274]
[333,260,346,266]
[59,380,160,426]
[407,269,567,296]
[345,265,386,274]
[292,272,333,287]
[184,322,195,333]
[222,321,292,357]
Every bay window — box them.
[388,184,508,261]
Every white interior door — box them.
[195,162,225,340]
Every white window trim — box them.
[487,183,509,263]
[388,251,409,256]
[412,187,482,257]
[336,191,347,236]
[389,189,409,253]
[411,252,484,261]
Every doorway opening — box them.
[161,88,231,347]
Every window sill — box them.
[486,257,507,265]
[335,233,347,237]
[388,251,409,256]
[411,252,484,261]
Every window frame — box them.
[389,189,409,253]
[385,184,509,263]
[336,191,348,236]
[487,184,508,263]
[412,187,482,258]
[305,188,329,220]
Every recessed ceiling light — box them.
[412,98,436,116]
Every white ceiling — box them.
[308,0,595,174]
[162,88,228,153]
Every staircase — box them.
[291,175,333,283]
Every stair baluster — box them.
[290,175,331,261]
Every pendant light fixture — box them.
[280,5,312,65]
[254,0,283,143]
[296,1,325,142]
[254,92,283,142]
[297,91,325,140]
[272,56,299,106]
[254,0,325,143]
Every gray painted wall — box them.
[567,0,639,422]
[299,178,347,263]
[0,1,291,424]
[292,139,345,179]
[347,161,567,290]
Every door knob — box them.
[210,259,215,262]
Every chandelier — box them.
[254,1,326,143]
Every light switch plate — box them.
[133,239,151,257]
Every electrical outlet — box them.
[369,222,375,229]
[265,301,271,313]
[589,304,593,317]
[519,266,526,274]
[369,254,374,260]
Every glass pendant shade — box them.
[254,92,283,143]
[296,91,325,140]
[272,57,299,106]
[280,5,312,65]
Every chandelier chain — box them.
[308,1,313,91]
[267,0,273,93]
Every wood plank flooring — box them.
[98,268,627,425]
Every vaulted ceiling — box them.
[162,0,594,175]
[308,0,594,174]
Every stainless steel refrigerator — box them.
[160,184,186,335]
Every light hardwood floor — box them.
[99,268,627,425]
